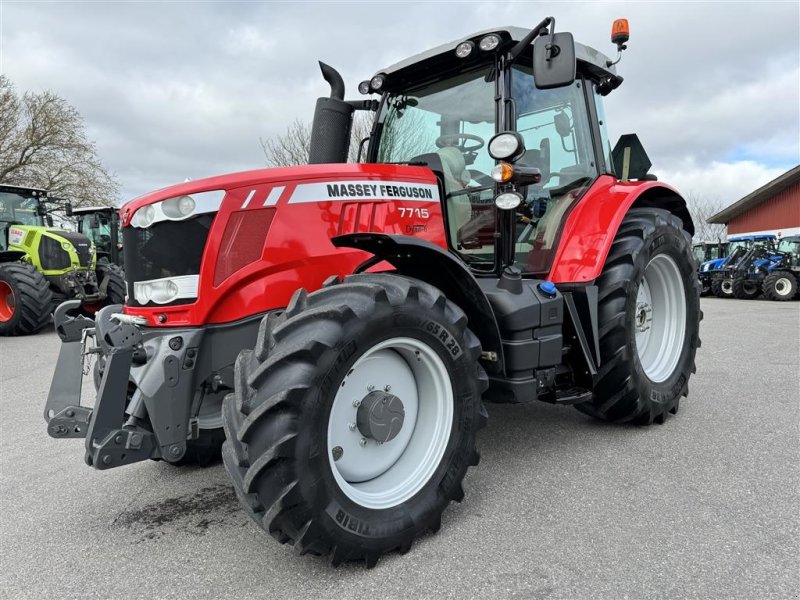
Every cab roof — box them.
[374,25,616,82]
[0,183,47,196]
[72,206,117,214]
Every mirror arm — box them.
[508,16,553,64]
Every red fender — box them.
[547,175,689,284]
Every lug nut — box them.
[384,385,391,392]
[352,399,362,408]
[348,422,356,431]
[367,384,375,391]
[359,438,367,447]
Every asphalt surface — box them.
[0,298,798,600]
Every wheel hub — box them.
[356,390,405,443]
[635,302,652,333]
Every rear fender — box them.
[332,233,504,375]
[548,175,694,283]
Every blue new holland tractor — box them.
[702,234,776,298]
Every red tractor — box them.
[45,18,701,566]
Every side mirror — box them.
[533,32,576,89]
[553,112,571,138]
[46,215,54,227]
[91,214,100,229]
[64,201,73,217]
[36,203,48,217]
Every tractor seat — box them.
[436,147,472,244]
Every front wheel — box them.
[0,263,53,336]
[575,208,701,424]
[711,275,733,298]
[732,276,761,299]
[222,274,487,566]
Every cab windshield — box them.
[375,62,599,275]
[0,192,41,227]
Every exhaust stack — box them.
[308,62,354,164]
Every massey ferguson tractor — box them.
[44,18,701,566]
[0,184,126,335]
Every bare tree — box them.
[686,192,728,242]
[260,113,373,167]
[0,75,119,207]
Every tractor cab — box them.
[310,21,643,278]
[0,185,48,252]
[73,206,123,267]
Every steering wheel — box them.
[435,133,485,153]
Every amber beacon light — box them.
[612,18,630,49]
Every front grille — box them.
[49,230,93,267]
[123,214,214,306]
[38,236,70,270]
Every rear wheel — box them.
[0,263,53,336]
[732,276,761,299]
[575,208,701,424]
[222,274,487,566]
[762,271,797,301]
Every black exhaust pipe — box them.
[308,61,354,164]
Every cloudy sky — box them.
[2,1,798,208]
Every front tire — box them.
[732,276,761,299]
[97,262,126,305]
[762,271,797,301]
[711,274,733,298]
[575,208,701,424]
[222,274,487,566]
[0,263,53,336]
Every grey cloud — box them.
[3,1,798,205]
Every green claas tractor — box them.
[72,206,124,268]
[0,184,126,335]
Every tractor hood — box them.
[120,163,437,227]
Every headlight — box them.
[131,204,156,228]
[370,74,385,92]
[495,191,522,210]
[61,241,72,251]
[358,80,371,95]
[479,34,501,51]
[488,132,525,161]
[455,41,475,58]
[133,275,199,305]
[128,190,224,229]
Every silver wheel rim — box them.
[327,337,453,509]
[721,280,733,294]
[775,278,792,296]
[635,254,687,383]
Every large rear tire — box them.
[732,276,761,299]
[762,271,797,301]
[575,208,701,424]
[0,263,53,336]
[222,274,487,566]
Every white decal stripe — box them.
[288,181,439,204]
[263,186,285,206]
[241,189,256,209]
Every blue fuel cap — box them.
[538,281,557,298]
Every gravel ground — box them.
[0,297,798,600]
